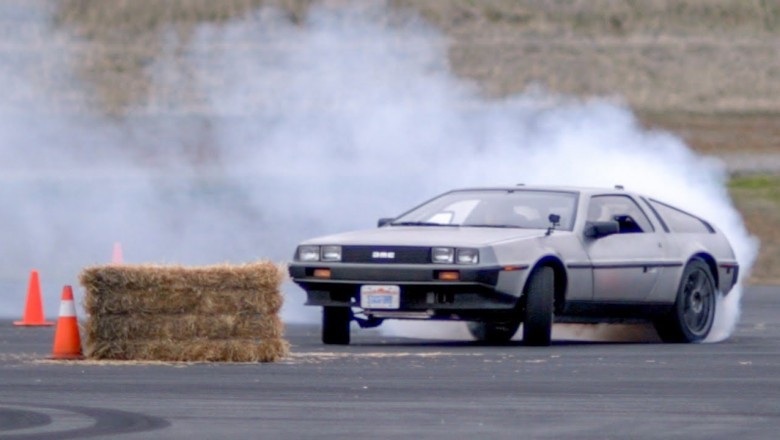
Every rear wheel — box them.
[467,320,520,344]
[322,306,351,345]
[522,266,555,346]
[654,258,716,343]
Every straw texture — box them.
[80,262,288,362]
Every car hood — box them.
[301,226,547,247]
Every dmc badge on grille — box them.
[371,251,395,259]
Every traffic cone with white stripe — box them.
[51,285,84,360]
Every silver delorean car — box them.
[289,186,739,346]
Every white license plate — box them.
[360,285,400,309]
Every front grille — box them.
[341,246,430,264]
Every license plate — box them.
[360,285,400,309]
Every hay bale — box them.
[80,262,288,362]
[81,262,283,291]
[85,314,284,342]
[87,338,290,363]
[83,288,283,316]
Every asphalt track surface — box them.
[1,286,779,439]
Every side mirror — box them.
[545,213,562,236]
[613,214,643,233]
[584,220,619,238]
[377,218,394,227]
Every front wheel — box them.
[522,266,554,346]
[467,320,520,344]
[654,258,717,343]
[322,307,351,345]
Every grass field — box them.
[35,1,777,112]
[641,113,780,155]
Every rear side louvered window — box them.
[649,200,714,233]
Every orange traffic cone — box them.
[51,285,84,360]
[112,242,123,264]
[14,270,54,326]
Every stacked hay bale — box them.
[80,262,288,362]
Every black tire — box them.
[467,320,520,344]
[322,307,351,345]
[522,266,554,346]
[654,258,717,343]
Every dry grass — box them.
[81,262,284,314]
[85,288,283,316]
[401,0,780,112]
[26,0,778,115]
[50,0,312,113]
[81,262,283,289]
[639,112,780,155]
[87,338,289,363]
[85,314,284,341]
[400,0,780,35]
[80,262,289,362]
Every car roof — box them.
[447,185,639,197]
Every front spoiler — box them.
[289,263,522,318]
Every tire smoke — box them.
[0,4,758,343]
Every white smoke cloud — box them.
[0,3,758,343]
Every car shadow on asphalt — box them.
[347,339,660,348]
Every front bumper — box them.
[288,263,527,320]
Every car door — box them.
[583,194,667,302]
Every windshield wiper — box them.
[390,221,458,227]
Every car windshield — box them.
[392,189,578,230]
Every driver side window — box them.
[587,195,655,233]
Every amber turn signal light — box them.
[502,265,527,272]
[313,269,332,279]
[437,271,460,281]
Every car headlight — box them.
[456,248,479,264]
[432,247,479,264]
[297,245,321,262]
[321,245,342,262]
[432,247,454,264]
